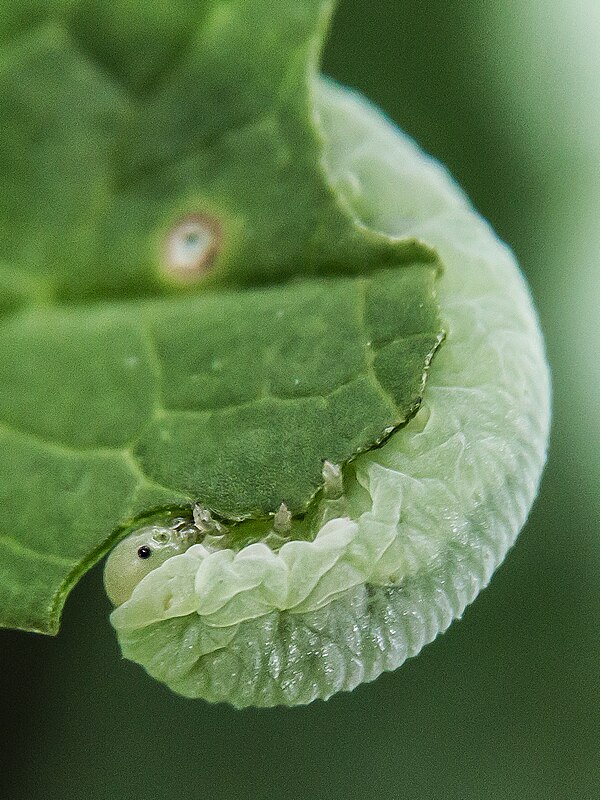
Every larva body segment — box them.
[108,79,551,707]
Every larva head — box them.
[103,524,197,608]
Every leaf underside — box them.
[0,0,444,633]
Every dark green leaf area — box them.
[135,267,441,516]
[0,26,126,291]
[0,1,431,304]
[1,266,440,514]
[0,428,141,633]
[0,313,157,449]
[0,265,33,315]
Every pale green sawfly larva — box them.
[105,80,550,708]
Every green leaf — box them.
[0,1,444,633]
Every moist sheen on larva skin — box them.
[109,79,551,708]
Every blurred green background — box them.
[1,1,598,798]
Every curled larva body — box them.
[108,79,550,707]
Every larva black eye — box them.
[137,545,152,560]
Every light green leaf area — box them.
[0,1,443,633]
